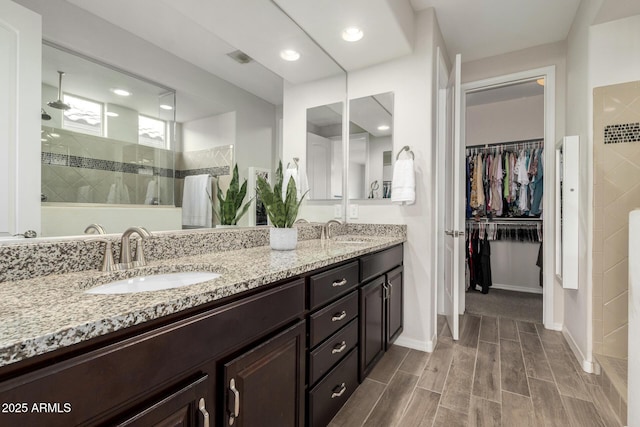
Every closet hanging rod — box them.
[466,217,542,222]
[466,220,542,226]
[475,138,544,148]
[396,145,414,160]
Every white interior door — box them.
[443,54,463,340]
[0,1,41,237]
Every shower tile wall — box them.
[41,128,175,205]
[174,145,233,207]
[592,80,640,359]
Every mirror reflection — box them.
[306,102,343,200]
[348,92,394,200]
[305,92,394,201]
[41,43,177,208]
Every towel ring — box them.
[286,157,299,169]
[396,146,414,160]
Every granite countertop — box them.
[0,235,404,368]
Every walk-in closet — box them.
[463,79,545,323]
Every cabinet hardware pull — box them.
[199,398,210,427]
[229,378,240,425]
[382,282,389,300]
[331,383,347,399]
[331,311,347,322]
[332,278,348,287]
[332,341,347,354]
[387,281,393,297]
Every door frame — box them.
[457,66,558,330]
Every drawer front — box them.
[309,291,358,348]
[308,349,358,427]
[360,244,403,283]
[309,318,358,385]
[309,261,359,310]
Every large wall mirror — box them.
[305,92,393,201]
[10,0,346,238]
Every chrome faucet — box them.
[119,226,152,268]
[84,223,106,234]
[294,218,309,225]
[322,219,343,240]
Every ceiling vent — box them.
[227,50,253,64]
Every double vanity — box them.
[0,224,405,426]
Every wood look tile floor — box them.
[329,314,622,427]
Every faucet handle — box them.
[132,237,148,267]
[87,238,116,272]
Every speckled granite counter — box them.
[0,228,405,368]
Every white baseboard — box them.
[394,335,433,353]
[562,326,594,373]
[492,283,544,294]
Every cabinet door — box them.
[359,276,385,380]
[386,266,404,347]
[223,321,305,427]
[115,374,210,427]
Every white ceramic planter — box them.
[269,227,298,251]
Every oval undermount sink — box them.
[85,271,221,295]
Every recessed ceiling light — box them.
[159,104,173,111]
[377,125,390,131]
[50,133,60,138]
[41,138,47,142]
[342,27,364,42]
[280,49,301,62]
[106,111,119,117]
[112,88,131,97]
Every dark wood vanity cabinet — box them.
[222,321,305,427]
[359,246,404,381]
[0,279,305,427]
[0,243,404,427]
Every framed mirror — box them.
[348,92,394,200]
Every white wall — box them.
[565,0,605,373]
[465,95,544,146]
[181,112,236,152]
[283,8,444,350]
[42,205,182,236]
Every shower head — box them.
[47,71,71,110]
[41,108,52,121]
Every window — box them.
[63,94,103,136]
[138,115,167,149]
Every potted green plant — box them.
[256,161,307,250]
[209,164,253,226]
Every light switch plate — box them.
[334,204,342,218]
[349,204,358,219]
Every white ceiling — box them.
[410,0,582,63]
[57,0,587,119]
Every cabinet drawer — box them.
[308,349,358,427]
[309,261,359,310]
[309,291,358,348]
[309,319,358,385]
[360,244,403,283]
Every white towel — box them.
[282,166,309,202]
[391,158,415,205]
[76,185,93,202]
[145,180,158,205]
[182,175,212,227]
[107,181,130,204]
